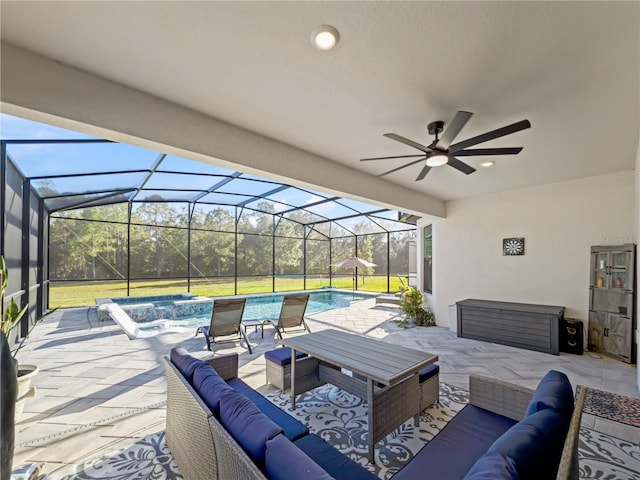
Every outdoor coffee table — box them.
[281,329,438,463]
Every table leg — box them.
[367,377,375,464]
[290,347,297,410]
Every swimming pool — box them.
[99,290,376,335]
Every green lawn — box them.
[49,275,405,308]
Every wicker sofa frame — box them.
[164,352,583,480]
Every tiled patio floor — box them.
[11,297,640,477]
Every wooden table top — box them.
[281,329,438,385]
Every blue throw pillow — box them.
[219,389,282,464]
[265,434,335,480]
[488,408,569,480]
[192,362,231,416]
[170,347,206,383]
[464,452,520,480]
[525,370,574,419]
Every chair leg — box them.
[241,329,253,354]
[303,320,311,333]
[200,326,213,351]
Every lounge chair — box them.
[198,298,253,354]
[268,294,311,339]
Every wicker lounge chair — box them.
[268,294,310,339]
[198,298,253,354]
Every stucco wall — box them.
[418,171,636,335]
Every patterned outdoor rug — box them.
[42,382,466,480]
[45,432,181,480]
[34,383,640,480]
[579,427,640,480]
[579,387,640,480]
[262,382,469,479]
[583,387,640,428]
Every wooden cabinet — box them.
[456,299,564,355]
[588,311,633,363]
[588,244,636,364]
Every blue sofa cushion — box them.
[294,434,378,480]
[227,377,309,441]
[192,362,232,416]
[219,389,283,465]
[265,347,308,366]
[464,452,520,480]
[525,370,574,419]
[488,408,569,480]
[170,347,206,383]
[393,405,517,480]
[265,434,335,480]
[418,364,440,383]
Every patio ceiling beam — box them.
[191,171,243,203]
[0,44,445,218]
[311,208,389,227]
[1,138,110,145]
[129,153,167,203]
[40,187,136,200]
[277,195,340,215]
[48,189,136,213]
[27,169,150,181]
[238,185,290,207]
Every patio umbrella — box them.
[331,257,377,298]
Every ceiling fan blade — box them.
[415,164,432,181]
[454,147,523,157]
[377,158,425,177]
[360,154,427,162]
[435,111,473,150]
[449,119,531,153]
[383,133,432,153]
[447,157,476,175]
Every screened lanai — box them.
[1,114,417,317]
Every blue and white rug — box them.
[262,382,468,479]
[37,384,639,480]
[48,431,181,480]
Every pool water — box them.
[109,291,375,332]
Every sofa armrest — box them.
[555,385,586,480]
[469,374,535,421]
[206,353,239,381]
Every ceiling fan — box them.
[361,111,531,181]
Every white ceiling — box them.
[1,1,638,202]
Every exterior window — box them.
[423,225,432,293]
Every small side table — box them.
[242,319,267,338]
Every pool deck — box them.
[11,297,640,477]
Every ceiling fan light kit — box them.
[361,111,531,181]
[426,154,448,167]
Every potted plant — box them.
[1,257,41,420]
[1,256,22,479]
[398,285,436,327]
[1,257,55,478]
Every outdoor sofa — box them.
[164,348,584,480]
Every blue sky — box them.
[1,113,409,230]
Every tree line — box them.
[49,201,414,282]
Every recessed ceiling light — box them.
[311,25,340,50]
[481,161,495,168]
